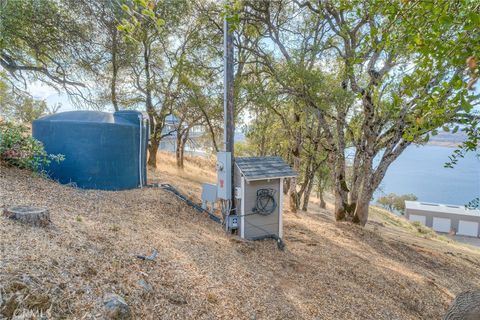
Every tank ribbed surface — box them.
[32,111,148,190]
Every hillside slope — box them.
[1,154,480,319]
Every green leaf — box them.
[134,0,147,8]
[468,12,480,25]
[156,18,165,28]
[142,9,155,19]
[439,15,452,25]
[453,78,463,90]
[461,100,472,112]
[413,34,422,45]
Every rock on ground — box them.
[103,293,131,320]
[444,290,480,320]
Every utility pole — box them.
[224,6,235,210]
[224,9,234,156]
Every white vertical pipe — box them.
[241,176,245,239]
[279,178,284,239]
[138,115,143,188]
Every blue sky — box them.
[29,82,75,112]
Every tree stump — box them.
[3,206,50,227]
[444,290,480,320]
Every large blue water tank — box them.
[32,110,149,190]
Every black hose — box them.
[147,184,284,250]
[252,188,277,216]
[250,234,285,251]
[147,183,222,224]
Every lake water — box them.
[374,145,480,206]
[168,136,479,206]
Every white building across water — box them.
[405,201,480,237]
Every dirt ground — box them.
[1,152,480,319]
[447,234,480,247]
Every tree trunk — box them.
[350,90,377,224]
[148,139,159,168]
[176,128,189,169]
[175,133,182,168]
[289,153,300,213]
[301,176,314,211]
[297,156,312,202]
[289,177,299,212]
[289,116,302,213]
[333,151,348,221]
[348,148,362,214]
[352,155,374,225]
[319,188,326,209]
[352,187,373,226]
[332,108,349,220]
[142,34,157,168]
[111,27,119,112]
[179,143,185,169]
[315,168,328,210]
[284,179,290,195]
[199,107,219,152]
[179,131,189,169]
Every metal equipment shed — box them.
[234,157,296,240]
[405,201,480,237]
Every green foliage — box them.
[0,78,49,123]
[0,121,64,171]
[0,76,14,109]
[377,193,418,215]
[13,97,48,123]
[0,0,90,88]
[466,198,480,210]
[410,221,437,237]
[117,0,167,41]
[221,0,243,31]
[1,97,48,123]
[445,114,479,168]
[234,140,259,157]
[240,0,479,221]
[392,0,480,156]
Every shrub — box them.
[377,193,418,214]
[0,120,64,171]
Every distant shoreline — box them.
[426,141,463,148]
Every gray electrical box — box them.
[234,157,296,240]
[216,152,232,200]
[227,215,238,229]
[201,183,217,214]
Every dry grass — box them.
[149,151,217,200]
[0,152,480,319]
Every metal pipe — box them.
[223,3,234,155]
[223,3,235,221]
[138,114,143,188]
